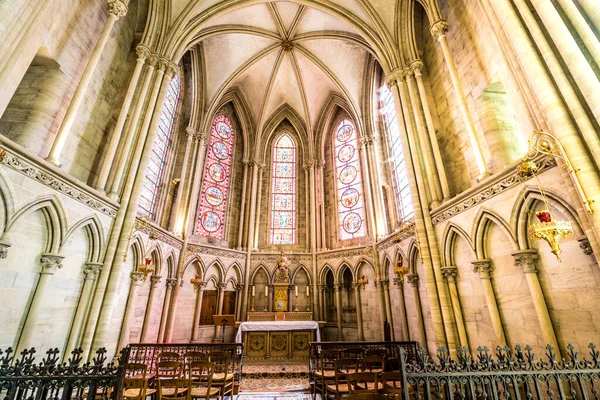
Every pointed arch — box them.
[441,222,476,267]
[227,262,243,284]
[407,239,420,274]
[166,254,177,279]
[320,263,334,284]
[473,209,518,259]
[336,260,354,283]
[206,259,225,282]
[394,247,407,265]
[250,264,271,285]
[356,257,376,280]
[314,93,361,163]
[381,254,393,279]
[0,167,16,234]
[62,214,105,263]
[291,264,312,285]
[259,104,309,161]
[145,242,164,263]
[130,236,144,270]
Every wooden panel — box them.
[223,291,237,315]
[246,332,267,357]
[200,290,217,325]
[292,331,311,357]
[269,332,289,357]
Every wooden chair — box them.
[157,361,183,380]
[326,358,359,400]
[189,361,220,400]
[207,351,234,400]
[122,378,156,400]
[365,349,388,359]
[157,378,190,400]
[346,394,388,400]
[183,352,207,377]
[381,372,402,397]
[341,348,365,360]
[313,350,340,399]
[361,355,385,373]
[158,351,181,362]
[348,372,380,395]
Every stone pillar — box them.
[116,271,144,352]
[140,275,161,342]
[512,249,560,355]
[555,0,600,70]
[406,274,427,347]
[411,61,451,200]
[46,0,128,166]
[393,277,410,341]
[361,137,387,237]
[472,260,506,346]
[309,163,319,317]
[158,278,176,343]
[191,281,205,342]
[164,275,182,343]
[268,285,274,312]
[353,282,365,340]
[441,267,469,348]
[335,284,344,340]
[171,128,197,232]
[381,279,394,340]
[235,283,243,321]
[253,164,265,250]
[16,253,64,353]
[213,283,226,342]
[96,44,150,191]
[319,285,326,321]
[430,20,488,178]
[242,162,260,320]
[249,285,255,312]
[288,285,294,312]
[64,262,102,358]
[237,161,249,250]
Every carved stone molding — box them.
[384,68,403,88]
[40,253,64,274]
[578,236,593,255]
[107,0,128,18]
[441,266,458,282]
[166,278,177,288]
[406,274,419,287]
[512,249,539,274]
[135,217,183,249]
[130,271,145,285]
[83,262,103,280]
[0,239,11,259]
[393,277,404,287]
[192,280,206,290]
[430,20,448,38]
[187,244,246,260]
[472,259,493,279]
[135,44,151,62]
[317,246,372,262]
[150,275,162,287]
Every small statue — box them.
[274,250,290,283]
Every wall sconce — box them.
[357,275,369,285]
[138,257,154,280]
[394,260,409,277]
[190,274,203,288]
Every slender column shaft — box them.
[363,138,387,237]
[319,285,325,321]
[140,275,161,342]
[318,163,327,249]
[96,46,149,191]
[353,283,364,340]
[335,284,344,340]
[242,163,260,320]
[309,164,319,318]
[393,277,410,341]
[157,279,176,343]
[64,263,103,358]
[472,260,506,346]
[441,267,469,348]
[116,272,144,352]
[172,129,196,233]
[406,274,427,347]
[555,0,600,69]
[236,161,249,249]
[165,249,184,343]
[191,282,205,342]
[577,0,600,29]
[46,1,128,166]
[16,254,64,353]
[381,280,394,340]
[253,165,264,249]
[430,21,487,177]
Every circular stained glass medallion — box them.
[339,165,357,184]
[205,187,224,206]
[337,144,355,163]
[340,188,360,208]
[201,211,221,232]
[342,212,362,234]
[212,141,229,159]
[337,124,353,142]
[208,163,226,182]
[214,121,232,139]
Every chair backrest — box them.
[158,378,190,400]
[381,371,402,394]
[189,361,214,388]
[320,350,340,372]
[362,355,385,372]
[207,351,230,374]
[126,363,148,379]
[158,351,181,362]
[349,372,379,394]
[334,358,359,385]
[122,378,148,400]
[157,361,183,379]
[365,349,388,358]
[341,348,365,360]
[183,351,207,365]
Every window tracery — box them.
[270,133,297,244]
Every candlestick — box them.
[265,286,268,297]
[295,286,298,296]
[252,286,255,297]
[306,286,309,296]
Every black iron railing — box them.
[0,347,125,400]
[398,343,600,399]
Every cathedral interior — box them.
[1,0,600,380]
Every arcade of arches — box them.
[0,0,600,362]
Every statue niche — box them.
[273,250,290,312]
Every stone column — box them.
[472,260,506,346]
[16,253,64,353]
[242,162,260,320]
[335,284,344,340]
[64,262,102,358]
[249,285,255,312]
[406,274,427,347]
[309,163,320,317]
[46,0,128,166]
[554,0,600,70]
[393,277,410,341]
[353,283,365,340]
[381,279,395,340]
[236,161,249,249]
[158,278,176,343]
[288,285,294,312]
[512,249,560,355]
[164,275,182,343]
[430,20,488,178]
[116,271,144,352]
[441,267,469,348]
[578,0,600,30]
[253,164,265,250]
[319,285,326,321]
[140,275,161,342]
[171,128,197,232]
[96,44,150,191]
[235,283,243,321]
[411,61,451,200]
[213,283,226,342]
[318,162,327,250]
[361,137,387,237]
[191,281,205,342]
[268,285,274,312]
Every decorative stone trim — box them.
[512,249,539,274]
[431,156,556,225]
[166,278,177,288]
[440,266,458,281]
[83,262,103,280]
[40,253,64,274]
[1,147,118,218]
[316,246,373,262]
[134,217,183,249]
[406,274,419,286]
[250,253,312,263]
[0,240,11,259]
[472,259,493,279]
[578,236,593,255]
[187,243,246,260]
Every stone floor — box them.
[240,363,310,393]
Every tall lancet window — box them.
[195,115,234,239]
[270,133,297,244]
[335,119,366,240]
[139,73,181,218]
[381,85,413,222]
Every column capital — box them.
[472,259,493,279]
[401,67,414,80]
[160,59,179,77]
[410,60,424,76]
[217,282,226,289]
[334,283,343,291]
[0,239,11,259]
[150,275,163,287]
[393,277,404,287]
[83,262,103,280]
[135,44,151,62]
[430,20,448,39]
[441,266,458,281]
[107,0,128,18]
[130,271,145,285]
[242,158,251,166]
[360,134,376,147]
[235,283,244,290]
[379,279,390,289]
[196,131,209,143]
[148,54,160,68]
[512,249,539,274]
[40,253,64,274]
[578,236,593,255]
[186,126,197,139]
[166,278,178,288]
[353,281,365,290]
[384,68,403,88]
[406,273,419,287]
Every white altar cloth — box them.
[235,321,320,342]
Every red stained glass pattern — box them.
[195,115,234,239]
[335,119,366,240]
[270,133,297,244]
[139,73,181,218]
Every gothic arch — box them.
[381,254,393,278]
[148,247,162,277]
[130,236,144,269]
[0,167,16,234]
[441,222,476,267]
[394,247,407,265]
[205,259,225,282]
[183,255,205,278]
[61,214,105,263]
[407,239,420,274]
[320,263,334,284]
[145,242,164,264]
[291,264,312,285]
[335,260,354,282]
[250,264,271,285]
[166,254,177,279]
[259,104,309,162]
[227,262,243,284]
[473,209,518,259]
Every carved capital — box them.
[150,275,163,287]
[196,131,209,143]
[393,277,404,287]
[235,283,244,290]
[107,0,128,18]
[192,280,206,290]
[406,274,419,287]
[384,68,403,88]
[0,239,11,259]
[401,67,414,80]
[166,278,177,289]
[578,236,593,255]
[148,54,160,68]
[186,126,197,139]
[135,44,151,62]
[83,262,103,280]
[334,283,343,291]
[430,20,448,39]
[163,59,179,77]
[512,249,539,274]
[217,282,226,289]
[360,134,376,147]
[40,253,64,274]
[472,259,493,279]
[130,271,144,284]
[410,60,424,76]
[441,266,458,282]
[242,158,250,166]
[380,279,390,289]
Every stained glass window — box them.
[270,133,297,244]
[139,73,181,218]
[381,85,413,222]
[195,115,235,239]
[335,119,366,240]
